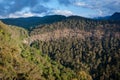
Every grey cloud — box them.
[0,0,119,18]
[31,5,50,13]
[0,0,51,18]
[75,0,120,16]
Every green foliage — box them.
[30,18,120,80]
[0,21,79,80]
[1,15,120,80]
[77,71,92,80]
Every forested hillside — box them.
[1,13,120,30]
[0,15,120,80]
[0,21,92,80]
[29,17,120,80]
[0,0,119,79]
[0,15,66,29]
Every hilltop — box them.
[110,12,120,20]
[1,13,119,29]
[0,15,66,29]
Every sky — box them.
[0,0,120,18]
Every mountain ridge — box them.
[110,12,120,20]
[0,13,119,29]
[0,15,67,29]
[95,12,120,21]
[0,14,104,29]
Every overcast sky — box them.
[0,0,120,18]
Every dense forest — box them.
[0,21,91,80]
[30,17,120,80]
[0,15,120,80]
[0,15,67,29]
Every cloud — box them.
[56,0,120,16]
[31,5,50,13]
[74,0,120,16]
[0,0,120,18]
[0,0,51,18]
[7,6,51,18]
[53,10,73,16]
[8,12,44,18]
[7,7,38,18]
[74,2,87,7]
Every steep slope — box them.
[0,21,92,80]
[29,18,120,80]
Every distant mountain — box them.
[0,15,66,29]
[109,12,120,20]
[95,12,120,21]
[1,13,120,29]
[94,16,110,20]
[0,15,93,29]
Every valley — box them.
[0,14,120,80]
